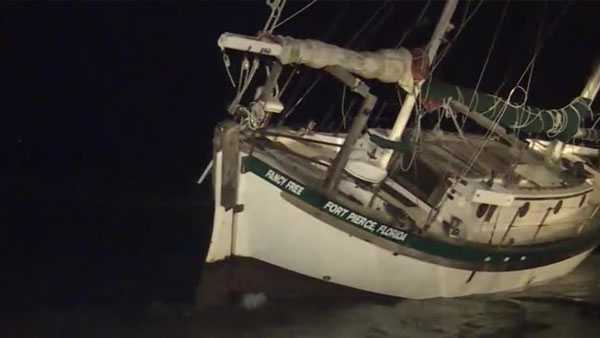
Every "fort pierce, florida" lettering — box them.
[323,201,408,242]
[262,167,407,243]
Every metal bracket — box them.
[233,204,244,213]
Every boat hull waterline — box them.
[205,151,599,299]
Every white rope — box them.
[237,57,250,95]
[506,85,528,109]
[273,0,318,30]
[263,0,287,33]
[508,1,572,137]
[426,1,574,228]
[443,101,466,140]
[222,53,236,88]
[467,0,509,111]
[197,159,214,185]
[229,57,261,127]
[395,0,431,48]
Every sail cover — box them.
[422,79,593,142]
[277,36,415,92]
[217,32,420,92]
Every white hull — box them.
[206,151,595,299]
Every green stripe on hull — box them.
[243,156,600,270]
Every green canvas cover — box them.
[423,79,592,142]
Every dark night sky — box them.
[3,1,600,308]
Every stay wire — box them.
[273,0,318,30]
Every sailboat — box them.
[197,0,600,303]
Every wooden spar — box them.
[323,66,377,193]
[448,100,527,148]
[382,0,459,168]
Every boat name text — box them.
[264,169,305,196]
[261,167,407,242]
[323,201,408,242]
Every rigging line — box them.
[449,83,513,181]
[277,3,386,125]
[463,101,510,175]
[222,53,236,88]
[501,1,568,125]
[591,115,600,130]
[523,1,570,82]
[537,0,572,49]
[509,1,571,135]
[429,0,484,74]
[467,0,510,112]
[459,0,509,131]
[273,0,318,30]
[279,74,322,123]
[353,2,396,51]
[348,1,389,49]
[429,1,482,72]
[341,85,347,129]
[395,0,432,48]
[400,111,423,171]
[424,67,512,229]
[237,57,249,95]
[446,104,467,140]
[515,0,571,87]
[513,13,545,88]
[495,1,545,97]
[278,67,298,97]
[263,0,287,33]
[372,101,388,127]
[275,6,347,127]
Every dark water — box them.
[6,180,600,337]
[5,255,600,337]
[6,178,213,309]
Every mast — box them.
[381,0,459,168]
[550,60,600,158]
[580,60,600,102]
[574,60,600,140]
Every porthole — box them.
[518,202,530,217]
[476,204,490,218]
[553,200,563,215]
[580,194,587,208]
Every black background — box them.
[4,1,600,309]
